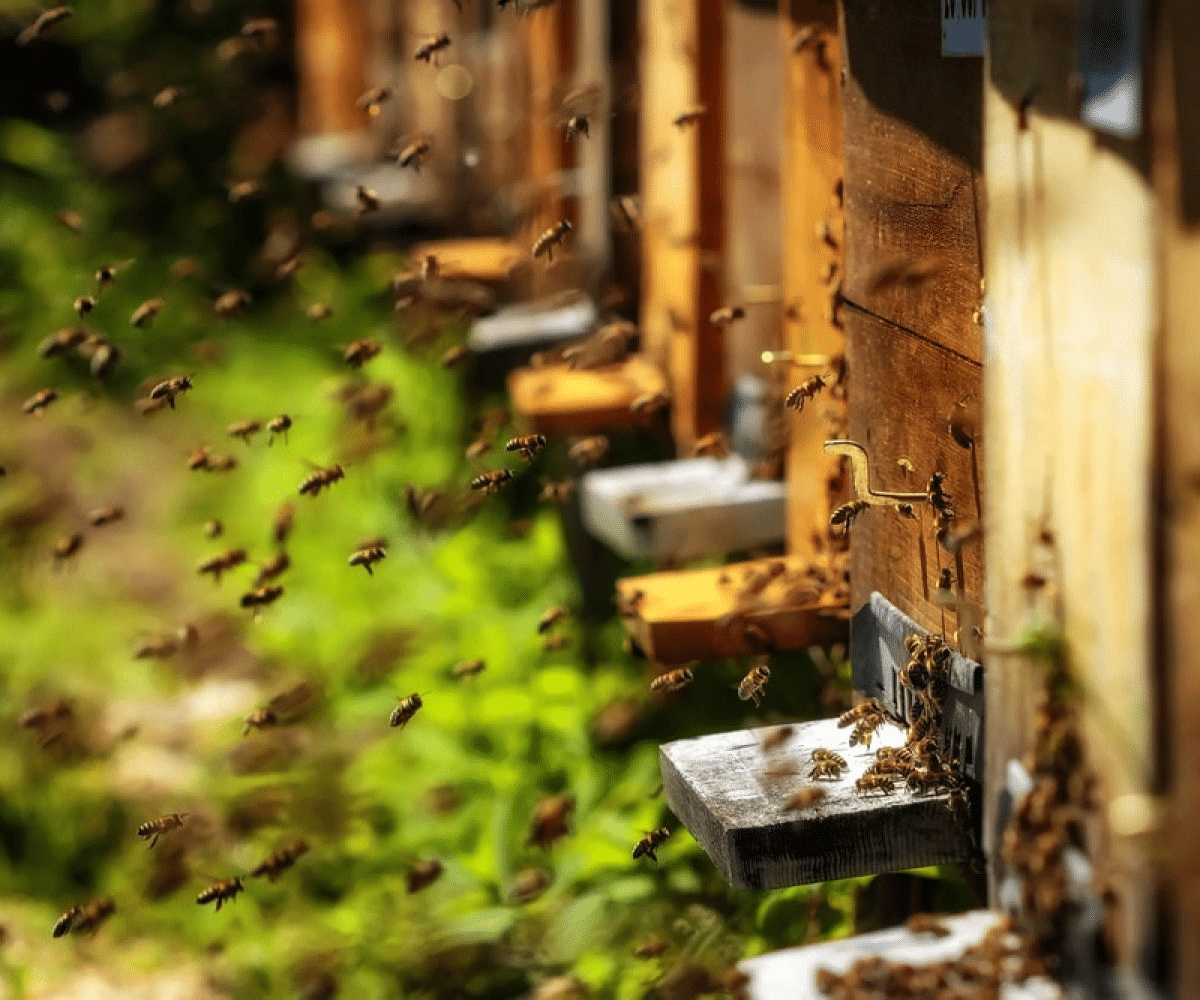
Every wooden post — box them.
[292,0,369,172]
[780,0,844,561]
[985,0,1156,978]
[640,0,727,455]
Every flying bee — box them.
[270,505,295,548]
[68,898,115,936]
[38,325,87,357]
[228,179,263,204]
[53,532,84,564]
[906,769,947,795]
[631,390,670,415]
[187,445,211,471]
[241,15,279,46]
[692,431,731,459]
[307,302,332,322]
[148,374,193,409]
[632,826,671,862]
[785,374,829,411]
[938,519,982,553]
[710,306,745,326]
[17,6,72,46]
[251,840,308,882]
[243,706,277,736]
[407,859,444,893]
[396,136,431,171]
[506,434,547,460]
[390,693,424,729]
[73,294,96,317]
[542,634,570,652]
[437,346,470,371]
[540,479,574,504]
[761,725,795,753]
[137,813,188,848]
[55,208,85,231]
[357,84,392,117]
[849,716,884,749]
[355,185,380,216]
[207,454,237,473]
[227,419,262,444]
[905,914,951,938]
[633,939,671,959]
[533,219,573,262]
[611,194,641,232]
[275,251,304,279]
[782,787,827,812]
[197,877,243,911]
[130,298,164,328]
[527,794,575,849]
[650,666,694,694]
[838,698,884,728]
[737,662,771,707]
[349,545,387,575]
[241,584,284,617]
[856,772,896,795]
[215,290,251,318]
[52,905,83,938]
[563,114,589,140]
[299,464,345,497]
[197,547,248,583]
[342,338,382,367]
[464,436,488,459]
[452,659,486,679]
[568,435,609,468]
[83,337,119,379]
[673,104,707,128]
[23,388,58,416]
[152,85,188,109]
[133,634,179,660]
[471,469,514,494]
[87,505,124,527]
[830,499,870,534]
[254,551,289,586]
[267,414,292,446]
[414,32,451,64]
[538,606,569,633]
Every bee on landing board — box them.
[197,877,243,911]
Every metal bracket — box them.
[823,440,929,505]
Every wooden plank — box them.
[984,0,1156,976]
[294,0,367,141]
[616,557,847,665]
[660,718,976,890]
[639,0,728,454]
[507,357,669,436]
[739,910,1060,1000]
[839,0,985,365]
[409,239,525,284]
[780,0,846,561]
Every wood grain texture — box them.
[616,558,847,664]
[295,0,367,139]
[507,357,669,436]
[409,239,524,283]
[660,718,976,890]
[639,0,728,454]
[984,0,1155,974]
[781,0,847,562]
[845,310,984,639]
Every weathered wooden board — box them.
[616,558,846,664]
[507,357,669,436]
[739,909,1061,1000]
[640,0,727,454]
[780,0,847,562]
[660,717,975,890]
[985,0,1156,978]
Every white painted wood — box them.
[468,293,598,352]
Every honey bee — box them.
[228,179,263,204]
[927,472,953,518]
[342,338,382,367]
[267,414,293,446]
[52,532,84,564]
[692,431,731,459]
[830,499,869,534]
[631,390,670,415]
[470,469,514,494]
[672,105,707,128]
[390,693,424,729]
[138,393,167,416]
[357,85,392,117]
[737,662,771,707]
[17,6,72,46]
[241,585,283,617]
[299,464,345,497]
[38,326,87,357]
[82,336,119,379]
[610,194,641,232]
[207,454,238,473]
[59,898,115,937]
[838,698,884,728]
[227,419,262,444]
[785,374,829,411]
[149,374,193,409]
[254,551,290,586]
[414,32,452,64]
[906,769,947,795]
[709,306,745,326]
[650,666,694,694]
[440,345,469,368]
[130,298,164,328]
[197,877,244,911]
[170,257,200,280]
[354,184,381,217]
[152,85,188,109]
[407,859,444,893]
[782,787,827,812]
[527,794,575,849]
[816,218,839,250]
[241,16,279,46]
[23,388,58,416]
[187,444,212,471]
[87,505,124,527]
[760,725,794,753]
[809,758,846,781]
[250,839,308,882]
[52,905,83,938]
[905,913,951,938]
[540,479,574,504]
[55,208,85,231]
[856,772,896,795]
[73,294,96,317]
[215,290,251,318]
[632,826,671,862]
[421,254,439,280]
[349,545,387,575]
[465,439,491,462]
[307,302,332,322]
[396,136,431,171]
[533,219,573,262]
[137,813,189,848]
[243,705,277,736]
[506,434,547,460]
[538,606,569,633]
[452,659,486,679]
[197,547,248,583]
[935,567,954,606]
[20,699,73,732]
[563,114,589,140]
[633,938,671,959]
